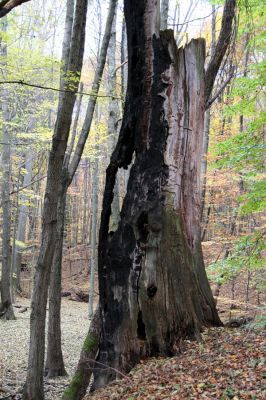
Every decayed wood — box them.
[94,0,225,390]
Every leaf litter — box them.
[0,296,265,400]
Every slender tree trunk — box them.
[82,159,89,243]
[44,0,117,380]
[88,149,99,318]
[121,18,127,101]
[23,1,87,398]
[160,0,169,30]
[0,17,15,320]
[107,10,120,231]
[44,188,68,378]
[62,307,101,400]
[200,108,211,221]
[200,6,216,221]
[13,150,33,292]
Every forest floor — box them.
[0,284,265,400]
[0,298,89,400]
[86,324,265,400]
[85,280,266,400]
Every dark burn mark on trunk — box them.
[147,285,157,298]
[137,311,146,340]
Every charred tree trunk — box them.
[93,1,223,389]
[93,0,235,389]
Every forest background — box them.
[0,0,265,398]
[0,0,264,314]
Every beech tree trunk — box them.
[62,307,101,400]
[43,0,81,380]
[23,1,87,398]
[44,0,117,379]
[88,144,99,318]
[44,188,68,378]
[13,150,33,292]
[107,10,120,231]
[93,0,231,389]
[0,17,15,320]
[160,0,169,30]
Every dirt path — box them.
[0,298,90,399]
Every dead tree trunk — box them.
[93,0,235,389]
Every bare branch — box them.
[9,175,47,196]
[0,79,121,99]
[205,71,235,109]
[0,0,30,18]
[205,0,236,106]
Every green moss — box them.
[82,332,98,352]
[62,371,82,400]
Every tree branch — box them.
[68,0,118,180]
[205,0,236,106]
[205,71,235,109]
[0,0,30,18]
[0,80,121,99]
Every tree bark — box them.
[160,0,169,30]
[107,9,120,232]
[44,0,117,380]
[0,0,30,18]
[205,0,236,105]
[88,145,99,318]
[23,1,87,398]
[200,7,216,221]
[13,150,33,292]
[44,188,68,378]
[62,307,101,400]
[43,0,83,381]
[93,0,235,389]
[0,17,15,320]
